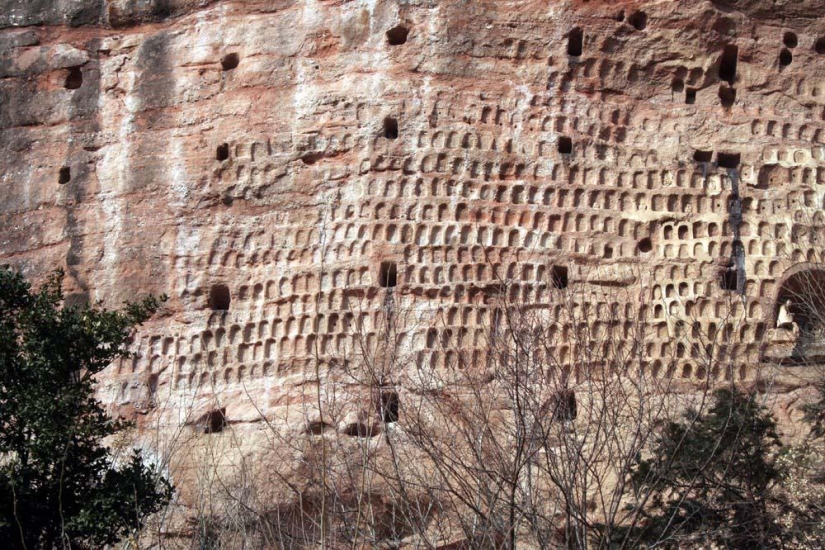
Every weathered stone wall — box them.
[3,0,825,521]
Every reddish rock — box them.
[3,0,825,541]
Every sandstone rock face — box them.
[3,0,825,538]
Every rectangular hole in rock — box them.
[380,390,399,423]
[208,284,231,310]
[199,408,227,434]
[719,44,738,84]
[216,143,229,161]
[717,152,740,169]
[558,136,573,155]
[65,66,83,90]
[720,268,738,291]
[693,150,713,163]
[568,28,583,57]
[757,164,781,189]
[59,166,71,184]
[685,88,697,104]
[384,117,399,140]
[552,265,569,289]
[553,389,577,421]
[379,261,397,288]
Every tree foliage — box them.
[0,269,172,549]
[626,388,786,548]
[802,380,825,439]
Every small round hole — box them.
[628,11,647,31]
[816,37,825,55]
[638,238,652,253]
[58,166,71,184]
[221,53,240,71]
[779,48,793,67]
[386,26,409,46]
[300,152,323,165]
[783,31,798,48]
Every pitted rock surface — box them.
[3,0,825,523]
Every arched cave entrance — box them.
[772,266,825,363]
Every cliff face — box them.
[3,0,825,538]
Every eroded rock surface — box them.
[3,0,825,538]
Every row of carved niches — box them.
[116,285,779,389]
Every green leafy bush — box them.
[0,269,172,548]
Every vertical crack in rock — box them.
[64,37,101,305]
[726,165,746,296]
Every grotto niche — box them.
[766,265,825,364]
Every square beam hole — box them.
[720,268,738,291]
[717,152,740,169]
[379,390,399,423]
[552,265,569,289]
[384,117,399,140]
[208,284,231,310]
[693,150,713,163]
[379,261,398,288]
[568,28,583,56]
[558,137,573,155]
